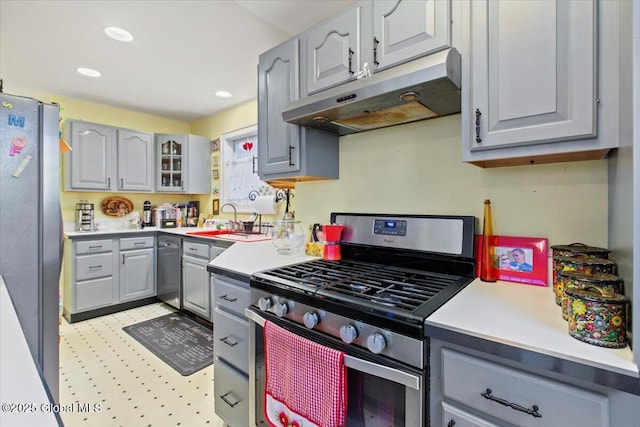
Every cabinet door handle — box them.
[348,48,355,75]
[475,108,482,143]
[252,156,257,174]
[120,178,124,188]
[220,336,238,347]
[107,177,111,187]
[373,37,380,66]
[219,294,238,302]
[447,421,455,427]
[220,391,240,407]
[122,255,125,264]
[481,388,542,418]
[288,146,295,167]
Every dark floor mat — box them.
[123,312,213,376]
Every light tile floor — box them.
[59,303,227,427]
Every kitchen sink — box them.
[186,229,271,242]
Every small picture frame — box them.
[490,235,548,286]
[212,169,219,179]
[212,199,220,215]
[211,139,220,152]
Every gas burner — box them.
[372,292,401,307]
[349,283,370,293]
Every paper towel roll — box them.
[254,195,277,214]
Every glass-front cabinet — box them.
[157,135,185,192]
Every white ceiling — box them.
[0,0,357,122]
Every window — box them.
[220,125,273,212]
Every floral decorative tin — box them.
[550,242,611,259]
[566,287,629,348]
[558,271,623,320]
[552,256,616,305]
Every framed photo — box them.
[211,139,220,152]
[212,199,220,215]
[212,169,219,179]
[492,235,548,286]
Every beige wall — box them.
[189,99,261,220]
[52,94,609,249]
[295,114,609,249]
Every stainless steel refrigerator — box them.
[0,92,62,402]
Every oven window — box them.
[346,370,406,426]
[253,322,410,427]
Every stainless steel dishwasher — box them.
[157,234,182,309]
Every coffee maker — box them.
[75,201,95,232]
[321,224,345,261]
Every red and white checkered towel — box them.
[264,320,347,427]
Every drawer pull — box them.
[220,391,240,408]
[134,242,146,246]
[88,265,103,270]
[220,336,239,347]
[219,294,238,302]
[481,388,542,418]
[88,245,103,250]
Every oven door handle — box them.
[245,308,421,391]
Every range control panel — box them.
[373,219,407,236]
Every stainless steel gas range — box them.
[246,213,477,427]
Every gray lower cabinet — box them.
[212,273,250,427]
[119,236,155,302]
[64,238,116,316]
[63,234,157,322]
[430,338,638,426]
[181,239,226,321]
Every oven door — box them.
[246,307,425,427]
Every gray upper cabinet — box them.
[65,120,117,191]
[371,0,451,72]
[64,119,153,192]
[257,38,339,184]
[461,0,626,167]
[155,134,211,194]
[117,129,154,191]
[302,0,450,95]
[304,4,367,95]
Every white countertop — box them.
[0,276,60,426]
[426,279,639,378]
[208,240,318,276]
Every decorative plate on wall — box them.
[101,197,134,216]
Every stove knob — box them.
[366,333,387,354]
[274,302,288,318]
[257,297,272,312]
[339,324,358,344]
[303,312,319,329]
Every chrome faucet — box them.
[220,203,239,231]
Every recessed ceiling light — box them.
[77,67,101,78]
[215,91,232,98]
[105,26,133,42]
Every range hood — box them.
[282,48,461,136]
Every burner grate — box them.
[255,259,462,314]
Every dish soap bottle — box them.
[480,199,497,282]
